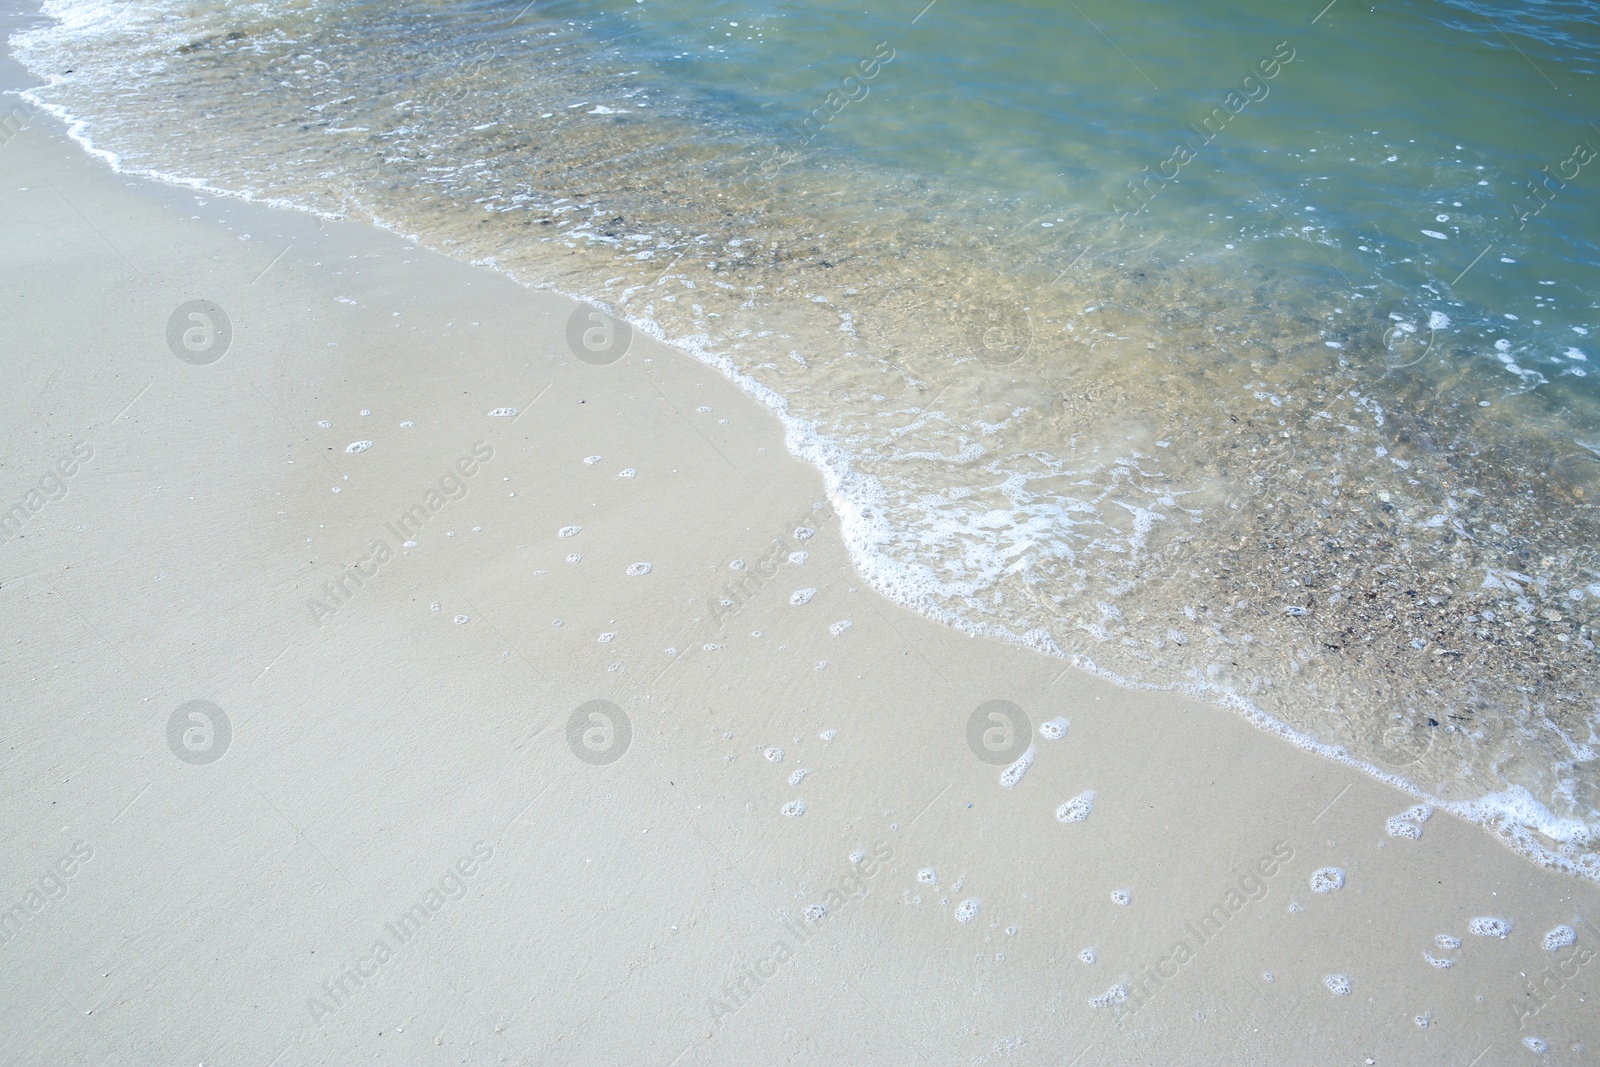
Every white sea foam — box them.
[1542,925,1576,951]
[1469,916,1510,938]
[1056,791,1094,823]
[1090,984,1127,1008]
[1309,867,1344,893]
[999,744,1036,789]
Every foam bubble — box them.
[955,898,980,923]
[820,729,837,741]
[452,615,469,624]
[804,903,827,922]
[1079,948,1096,964]
[1324,974,1352,995]
[794,527,815,540]
[317,420,331,428]
[566,553,581,562]
[765,746,784,762]
[1423,952,1453,969]
[917,868,938,884]
[1436,934,1461,949]
[1402,804,1434,822]
[1415,1013,1430,1029]
[789,768,809,785]
[1542,925,1576,951]
[487,407,518,417]
[1039,717,1069,740]
[345,440,372,453]
[584,455,602,464]
[999,744,1036,789]
[1469,916,1510,938]
[789,551,809,565]
[1387,816,1424,839]
[1090,984,1127,1008]
[829,619,853,636]
[790,588,817,605]
[1056,791,1095,823]
[729,559,745,570]
[1111,889,1131,906]
[781,798,807,817]
[1310,867,1345,893]
[599,632,616,642]
[626,562,651,576]
[559,525,582,537]
[617,468,636,478]
[1522,1037,1547,1053]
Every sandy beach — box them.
[4,6,1600,1064]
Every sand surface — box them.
[2,32,1599,1065]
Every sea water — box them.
[12,0,1600,877]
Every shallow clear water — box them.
[14,0,1600,876]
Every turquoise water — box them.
[603,0,1600,357]
[13,0,1600,876]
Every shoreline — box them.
[12,74,1596,888]
[3,8,1600,1064]
[11,0,1600,868]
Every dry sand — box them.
[2,48,1598,1066]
